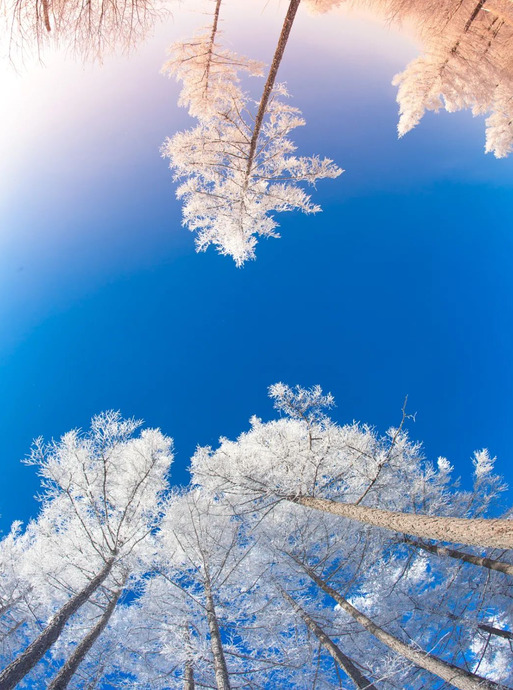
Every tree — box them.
[0,412,173,689]
[47,583,125,690]
[192,383,513,550]
[250,472,513,688]
[279,586,379,690]
[391,0,513,158]
[303,566,506,690]
[162,0,341,264]
[161,0,264,120]
[305,0,513,156]
[1,0,167,62]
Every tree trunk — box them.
[463,0,487,31]
[478,624,513,641]
[404,536,513,577]
[203,570,230,690]
[0,557,114,690]
[304,567,506,690]
[287,495,513,550]
[280,587,377,689]
[202,0,223,100]
[47,587,122,690]
[42,0,51,32]
[184,659,195,689]
[244,0,301,181]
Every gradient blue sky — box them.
[1,0,513,531]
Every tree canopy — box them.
[1,392,511,688]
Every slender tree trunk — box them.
[463,0,487,31]
[304,567,506,690]
[287,495,513,550]
[478,624,513,640]
[181,624,196,690]
[47,587,122,690]
[202,0,223,100]
[203,570,230,690]
[244,0,301,181]
[280,587,377,689]
[404,536,513,576]
[42,0,51,32]
[184,659,195,689]
[0,557,115,690]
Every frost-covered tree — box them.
[242,453,512,688]
[2,394,512,688]
[1,0,167,61]
[392,0,513,158]
[163,92,341,266]
[0,412,173,690]
[305,0,513,156]
[193,383,513,550]
[162,0,342,265]
[161,0,264,120]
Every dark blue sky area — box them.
[1,4,513,530]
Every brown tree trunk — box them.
[304,567,506,690]
[280,587,377,689]
[47,587,122,690]
[287,495,513,550]
[42,0,51,31]
[204,569,230,690]
[0,557,114,690]
[184,659,195,689]
[202,0,223,100]
[404,536,513,576]
[244,0,301,181]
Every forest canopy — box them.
[0,387,512,688]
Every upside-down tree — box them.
[162,0,342,265]
[1,0,167,62]
[306,0,513,157]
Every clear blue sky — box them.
[1,1,513,531]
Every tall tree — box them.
[47,582,125,690]
[162,0,341,265]
[192,383,512,549]
[1,0,167,61]
[303,566,507,690]
[280,586,379,689]
[162,0,264,120]
[0,412,173,689]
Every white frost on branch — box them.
[162,87,342,266]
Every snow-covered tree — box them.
[1,394,512,688]
[1,0,167,61]
[0,412,173,689]
[162,0,341,265]
[193,383,512,550]
[305,0,513,156]
[161,0,264,120]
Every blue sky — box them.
[1,0,513,530]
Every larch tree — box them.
[153,490,275,690]
[305,0,513,157]
[392,0,513,158]
[162,0,341,265]
[192,383,513,551]
[161,0,264,121]
[244,459,512,688]
[0,412,173,690]
[1,0,168,62]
